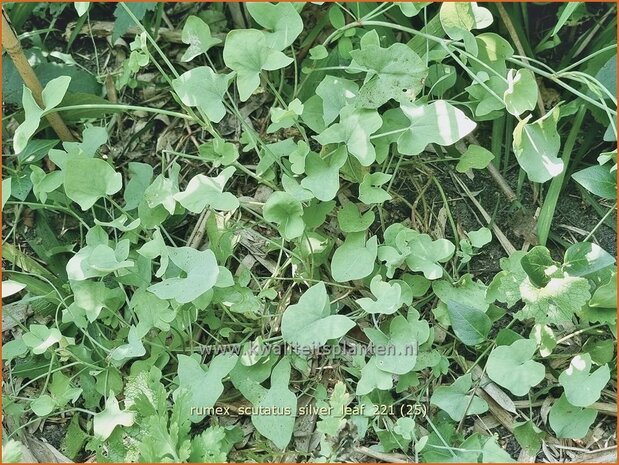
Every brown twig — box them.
[467,134,518,204]
[2,9,75,144]
[187,209,210,249]
[450,172,517,255]
[353,446,410,463]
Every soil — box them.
[387,157,616,285]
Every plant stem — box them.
[537,106,586,246]
[48,104,194,121]
[2,9,76,142]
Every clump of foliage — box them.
[2,2,616,463]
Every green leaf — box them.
[300,146,348,201]
[2,439,23,463]
[303,200,335,229]
[69,279,124,323]
[349,43,428,108]
[316,76,359,125]
[281,282,355,348]
[549,394,597,439]
[504,69,538,116]
[199,138,239,167]
[257,138,297,175]
[486,339,545,396]
[30,167,62,204]
[589,270,617,308]
[365,315,421,374]
[174,354,238,422]
[405,234,455,280]
[439,2,493,54]
[23,324,63,354]
[174,166,239,212]
[268,98,304,133]
[2,177,11,209]
[482,437,516,462]
[110,325,146,361]
[467,227,492,248]
[521,246,558,287]
[356,357,393,395]
[223,29,293,101]
[530,324,557,357]
[282,174,313,202]
[17,139,59,164]
[14,76,71,154]
[94,215,140,234]
[487,251,527,307]
[2,339,28,362]
[513,421,544,456]
[331,232,377,282]
[582,338,615,365]
[263,191,305,240]
[309,44,328,60]
[314,106,383,166]
[594,54,617,99]
[180,16,222,62]
[572,164,617,199]
[517,275,590,324]
[66,240,134,281]
[251,358,297,449]
[466,75,508,118]
[190,425,241,463]
[430,373,488,421]
[131,289,176,332]
[137,228,168,277]
[74,2,90,16]
[359,172,392,204]
[356,275,402,315]
[398,2,429,17]
[397,101,477,155]
[434,273,489,314]
[148,247,221,304]
[456,145,495,172]
[246,2,303,51]
[1,280,25,299]
[63,156,123,210]
[48,372,82,408]
[563,242,615,277]
[172,67,231,123]
[552,2,585,36]
[473,33,514,75]
[445,300,491,345]
[112,2,156,42]
[93,394,136,440]
[31,394,56,417]
[513,106,562,183]
[338,202,375,233]
[558,353,610,407]
[64,125,108,156]
[124,162,153,210]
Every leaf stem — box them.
[47,104,195,121]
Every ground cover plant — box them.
[1,1,617,462]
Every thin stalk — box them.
[491,115,505,169]
[120,2,179,79]
[506,57,617,116]
[431,175,459,251]
[558,44,617,73]
[47,104,194,121]
[537,106,586,246]
[322,19,450,48]
[583,203,617,242]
